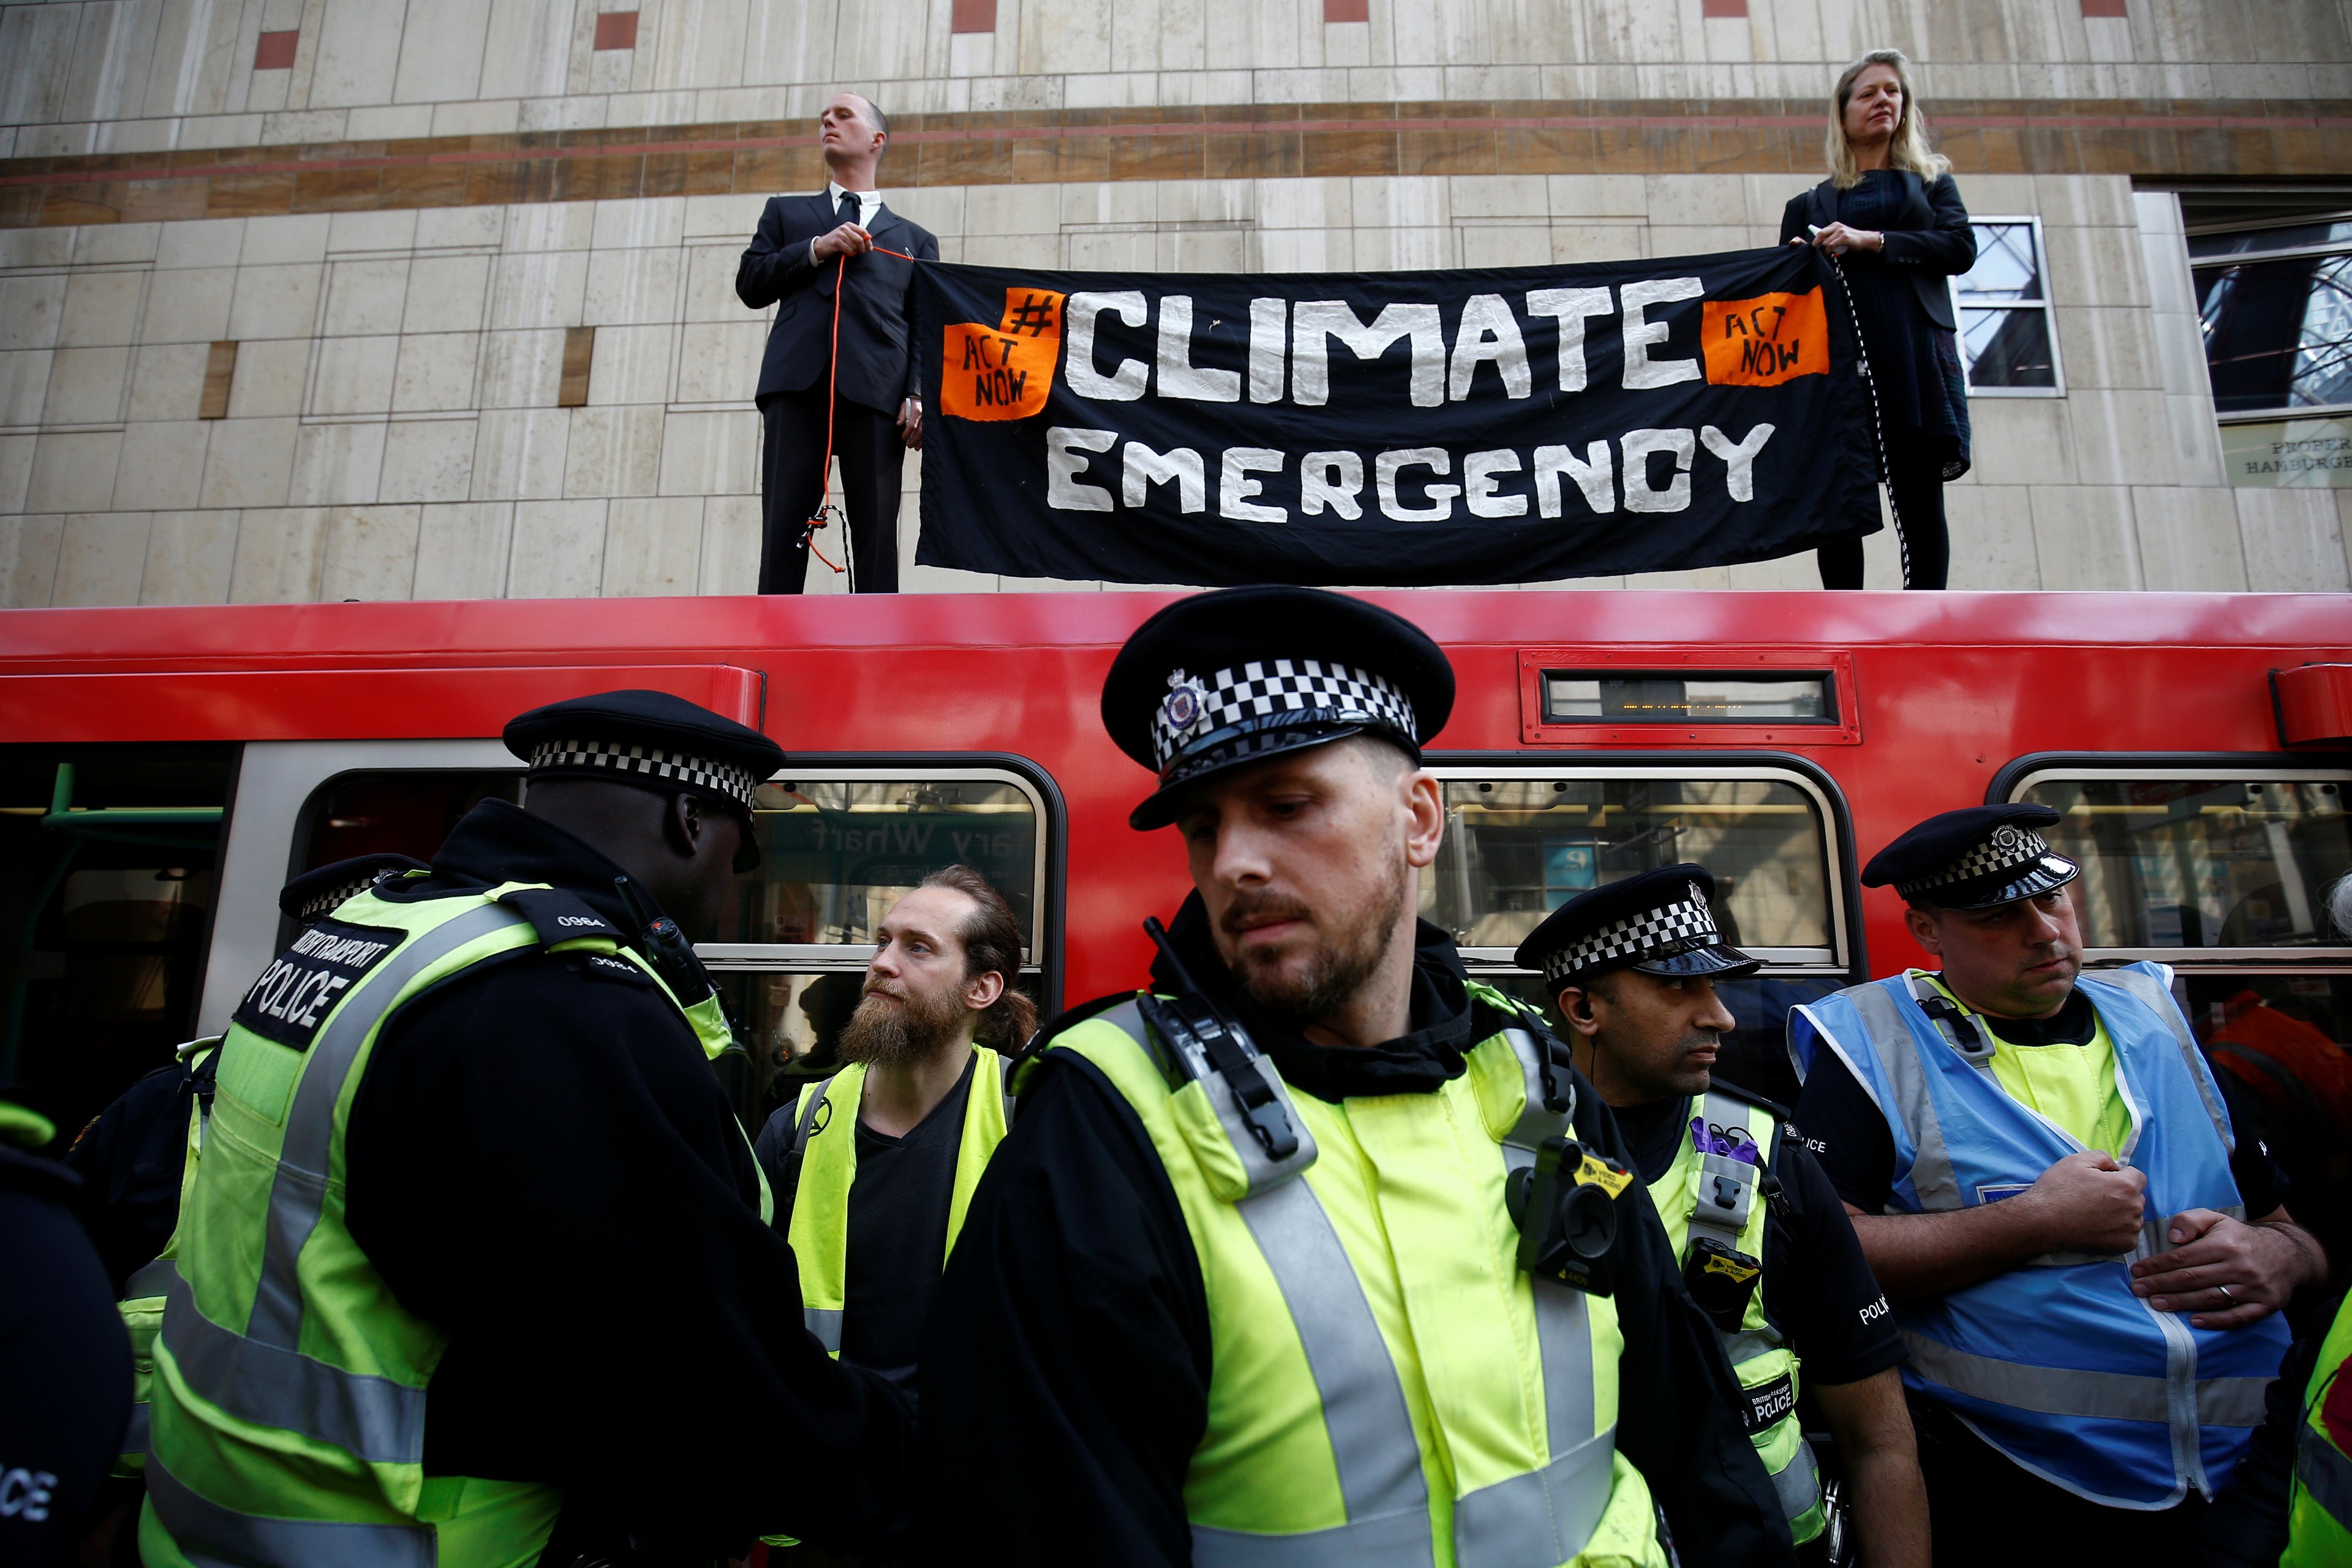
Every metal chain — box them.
[1825,249,1910,588]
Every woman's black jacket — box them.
[1779,170,1975,331]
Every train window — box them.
[296,771,524,876]
[1,745,237,1147]
[703,768,1051,1120]
[1423,769,1841,963]
[2012,772,2351,952]
[1422,764,1851,1109]
[2010,764,2352,1264]
[1540,671,1838,725]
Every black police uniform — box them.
[330,693,908,1561]
[0,1099,132,1568]
[1517,867,1906,1525]
[917,589,1794,1567]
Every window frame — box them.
[693,753,1068,1019]
[1422,752,1864,982]
[2185,211,2352,425]
[1993,752,2352,972]
[1950,214,2066,400]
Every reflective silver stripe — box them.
[146,1452,436,1568]
[1194,1508,1433,1568]
[2092,967,2233,1155]
[1722,1328,1784,1366]
[1498,1028,1571,1150]
[1235,1175,1432,1540]
[1453,1428,1616,1568]
[121,1400,150,1460]
[162,1264,425,1465]
[1098,1001,1319,1197]
[1770,1437,1821,1523]
[2298,1425,2352,1529]
[1842,982,1963,1212]
[1901,1330,2269,1427]
[247,904,528,1352]
[805,1306,843,1354]
[127,1257,178,1299]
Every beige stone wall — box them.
[2,0,2346,156]
[4,0,2351,601]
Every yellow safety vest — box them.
[784,1049,1011,1355]
[2285,1291,2352,1567]
[143,882,758,1568]
[1645,1089,1823,1542]
[1043,983,1667,1568]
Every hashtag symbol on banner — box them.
[1005,293,1059,336]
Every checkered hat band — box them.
[1899,825,2052,897]
[1152,659,1416,774]
[301,876,377,922]
[1544,885,1721,986]
[528,739,760,811]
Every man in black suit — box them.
[737,93,939,594]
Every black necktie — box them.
[837,190,860,228]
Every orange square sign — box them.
[1703,288,1830,386]
[941,287,1066,421]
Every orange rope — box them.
[801,240,922,582]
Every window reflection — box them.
[2196,254,2352,415]
[719,777,1039,949]
[2021,777,2351,948]
[1421,776,1834,956]
[1955,223,2045,302]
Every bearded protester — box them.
[755,866,1028,1396]
[1790,805,2325,1566]
[1520,865,1928,1565]
[918,587,1793,1567]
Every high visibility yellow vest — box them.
[1645,1089,1823,1544]
[141,882,758,1568]
[114,1037,221,1477]
[785,1049,1010,1355]
[1044,982,1667,1568]
[2285,1292,2352,1567]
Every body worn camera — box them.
[1683,1234,1765,1332]
[1506,1136,1633,1297]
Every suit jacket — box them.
[1779,171,1975,333]
[737,192,940,413]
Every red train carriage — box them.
[4,590,2349,1248]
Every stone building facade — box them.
[1,0,2348,602]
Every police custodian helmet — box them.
[1100,586,1457,830]
[502,688,785,872]
[1514,864,1762,989]
[1862,802,2081,911]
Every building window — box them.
[1952,217,2063,396]
[2190,215,2352,418]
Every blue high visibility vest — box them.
[1789,962,2290,1507]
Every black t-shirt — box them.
[842,1054,976,1391]
[1795,978,2290,1217]
[1616,1090,1903,1388]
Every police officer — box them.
[143,690,911,1567]
[755,866,1029,1395]
[1518,865,1926,1565]
[0,1089,132,1568]
[1790,804,2324,1564]
[920,588,1793,1567]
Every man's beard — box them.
[1218,852,1412,1027]
[837,979,965,1067]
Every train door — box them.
[2,743,237,1144]
[1418,754,1861,1108]
[1998,757,2352,1262]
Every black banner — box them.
[913,245,1882,586]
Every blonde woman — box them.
[1781,50,1976,590]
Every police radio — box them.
[1137,917,1300,1164]
[1506,1133,1633,1297]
